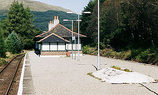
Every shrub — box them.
[134,49,151,62]
[5,31,23,54]
[0,58,7,66]
[83,45,97,55]
[83,45,90,54]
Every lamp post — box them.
[63,19,74,59]
[77,14,80,61]
[67,11,91,61]
[97,0,100,70]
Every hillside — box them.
[0,10,77,31]
[0,0,71,12]
[32,10,77,31]
[0,0,77,31]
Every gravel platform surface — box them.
[27,51,158,95]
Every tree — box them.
[80,0,106,46]
[0,28,6,57]
[2,1,42,49]
[119,0,158,49]
[81,0,158,51]
[5,31,22,54]
[80,0,97,45]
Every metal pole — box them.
[97,0,100,70]
[75,38,76,60]
[77,14,80,61]
[72,20,73,59]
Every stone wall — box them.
[41,51,83,55]
[41,51,66,55]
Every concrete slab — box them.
[22,53,35,95]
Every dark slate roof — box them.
[36,24,86,38]
[38,33,69,43]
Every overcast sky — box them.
[32,0,90,14]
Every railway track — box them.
[0,54,25,95]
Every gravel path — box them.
[28,51,158,95]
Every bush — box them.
[5,31,23,54]
[83,45,97,55]
[0,58,7,66]
[83,45,90,54]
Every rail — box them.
[0,54,25,95]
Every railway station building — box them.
[34,16,86,56]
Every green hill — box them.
[0,0,71,12]
[32,10,77,31]
[0,0,78,31]
[0,10,77,31]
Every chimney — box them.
[48,16,59,31]
[54,15,59,26]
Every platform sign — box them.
[72,36,75,41]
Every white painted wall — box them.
[66,38,82,50]
[66,44,81,50]
[58,43,65,50]
[42,43,49,50]
[50,43,57,50]
[48,16,59,31]
[49,23,54,31]
[41,42,66,51]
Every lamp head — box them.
[63,19,69,21]
[67,12,74,14]
[83,11,91,14]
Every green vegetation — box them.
[123,69,131,72]
[155,79,158,82]
[0,58,7,66]
[5,31,22,54]
[111,65,132,72]
[87,72,102,81]
[83,46,158,65]
[0,10,77,32]
[0,1,77,59]
[111,66,121,70]
[0,0,77,32]
[31,10,77,31]
[81,0,158,65]
[0,27,6,58]
[1,1,42,49]
[0,1,77,65]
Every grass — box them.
[87,72,102,81]
[155,79,158,82]
[123,68,131,72]
[13,80,16,83]
[0,58,8,66]
[83,46,158,65]
[111,65,121,70]
[0,50,28,66]
[111,65,132,72]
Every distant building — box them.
[34,16,86,56]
